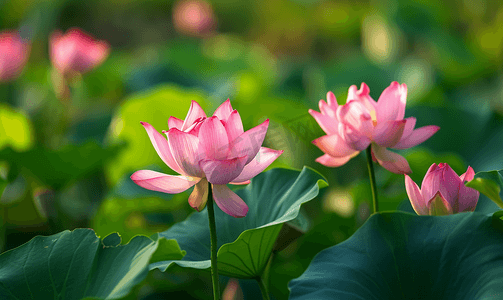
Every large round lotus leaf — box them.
[150,167,327,279]
[0,229,184,300]
[105,84,209,185]
[289,211,503,299]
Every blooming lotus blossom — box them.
[50,28,109,76]
[310,82,440,174]
[173,0,216,37]
[131,99,283,218]
[405,163,479,215]
[0,30,30,82]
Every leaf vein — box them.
[223,250,255,276]
[61,232,88,299]
[218,261,254,278]
[0,281,22,300]
[22,240,35,300]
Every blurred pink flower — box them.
[222,278,242,300]
[173,0,216,37]
[310,82,440,174]
[0,30,30,82]
[131,99,283,218]
[50,28,109,76]
[405,163,479,215]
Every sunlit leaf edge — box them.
[466,169,503,209]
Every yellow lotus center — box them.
[185,176,200,182]
[369,109,377,127]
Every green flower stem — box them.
[366,146,379,214]
[257,276,271,300]
[256,252,274,300]
[207,182,221,300]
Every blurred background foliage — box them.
[1,0,503,299]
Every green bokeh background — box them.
[1,0,503,299]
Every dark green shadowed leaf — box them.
[0,229,184,299]
[102,232,122,247]
[289,212,503,300]
[492,211,503,232]
[466,170,503,209]
[149,167,327,279]
[0,141,123,191]
[273,209,310,252]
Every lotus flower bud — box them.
[405,163,479,215]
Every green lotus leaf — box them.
[0,229,184,299]
[0,141,123,191]
[289,211,503,299]
[150,167,327,279]
[466,169,503,209]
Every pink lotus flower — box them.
[0,30,30,82]
[310,82,440,174]
[131,99,283,218]
[405,163,479,215]
[50,28,109,76]
[173,0,216,37]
